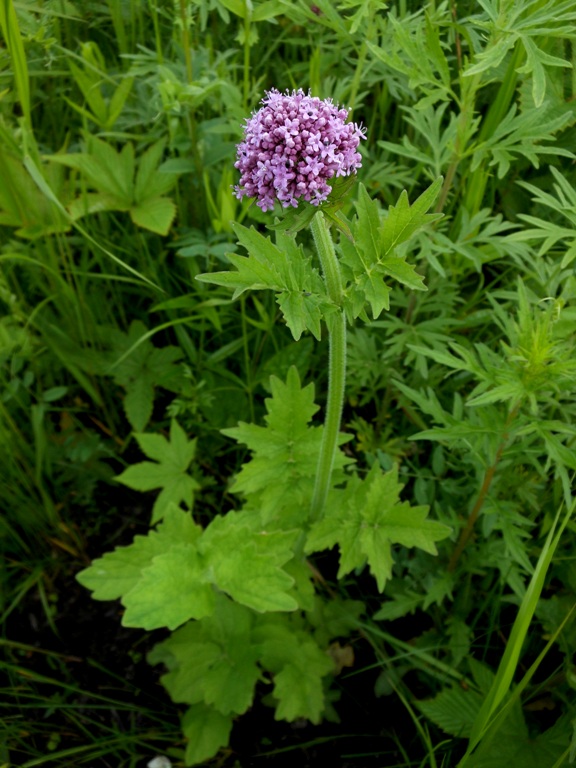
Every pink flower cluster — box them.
[234,89,366,212]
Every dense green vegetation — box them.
[1,0,576,766]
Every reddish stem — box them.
[447,407,518,572]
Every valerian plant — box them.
[77,88,451,765]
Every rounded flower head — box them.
[234,88,366,212]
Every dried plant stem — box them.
[448,407,518,572]
[309,212,346,522]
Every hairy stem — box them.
[309,212,346,522]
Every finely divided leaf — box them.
[196,223,287,297]
[374,586,423,621]
[200,251,283,296]
[341,181,439,320]
[357,269,391,317]
[517,36,572,108]
[276,290,324,340]
[378,255,426,291]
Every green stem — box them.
[309,212,346,522]
[179,0,193,84]
[243,9,251,109]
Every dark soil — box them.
[2,490,453,768]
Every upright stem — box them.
[243,8,251,109]
[309,212,346,522]
[447,406,519,572]
[179,0,193,84]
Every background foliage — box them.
[1,0,576,766]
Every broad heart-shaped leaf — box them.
[181,704,233,767]
[222,367,352,525]
[130,195,176,235]
[252,617,334,723]
[115,419,200,523]
[272,642,333,724]
[150,598,260,715]
[199,511,299,612]
[76,505,202,600]
[305,464,451,591]
[121,542,215,629]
